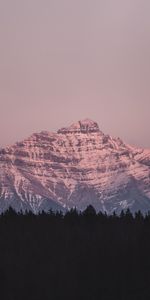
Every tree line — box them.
[0,205,150,300]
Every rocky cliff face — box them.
[0,119,150,214]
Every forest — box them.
[0,205,150,300]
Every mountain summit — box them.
[0,119,150,214]
[58,119,100,134]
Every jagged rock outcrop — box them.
[0,119,150,213]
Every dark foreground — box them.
[0,206,150,300]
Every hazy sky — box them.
[0,0,150,148]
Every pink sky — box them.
[0,0,150,148]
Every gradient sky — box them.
[0,0,150,148]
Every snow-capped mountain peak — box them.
[0,119,150,214]
[58,119,101,134]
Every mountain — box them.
[0,119,150,214]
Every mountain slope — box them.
[0,119,150,213]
